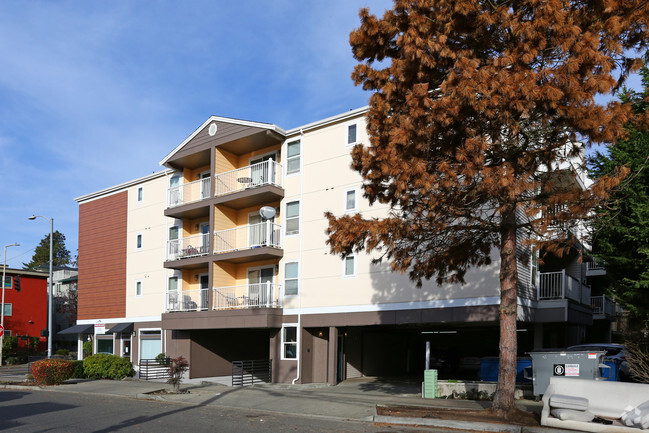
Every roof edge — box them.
[75,169,174,203]
[285,105,369,137]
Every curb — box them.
[373,415,523,432]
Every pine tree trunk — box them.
[491,207,518,416]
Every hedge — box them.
[30,359,75,385]
[83,354,134,380]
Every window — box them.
[286,140,301,174]
[137,187,143,202]
[3,330,10,337]
[531,247,538,288]
[135,280,142,297]
[344,255,356,278]
[139,330,162,360]
[345,188,357,212]
[136,234,143,250]
[282,326,297,359]
[96,338,113,354]
[286,201,300,235]
[2,303,12,316]
[284,262,299,296]
[3,276,12,289]
[346,122,358,146]
[56,283,62,295]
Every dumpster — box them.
[601,358,620,381]
[529,350,609,396]
[479,357,532,384]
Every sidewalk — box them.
[0,372,553,433]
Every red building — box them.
[1,267,48,350]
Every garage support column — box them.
[327,326,338,385]
[534,323,543,349]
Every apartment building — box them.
[72,107,616,382]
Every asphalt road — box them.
[0,390,441,433]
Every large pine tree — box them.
[590,67,649,323]
[24,230,72,269]
[326,0,649,416]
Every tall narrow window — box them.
[136,234,143,250]
[287,140,301,174]
[282,326,297,359]
[531,248,538,288]
[284,262,299,296]
[137,187,143,202]
[286,201,300,235]
[344,255,356,278]
[345,188,357,212]
[347,123,358,146]
[3,304,12,316]
[3,276,12,289]
[135,281,142,297]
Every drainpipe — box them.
[292,128,305,385]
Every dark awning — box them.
[58,324,94,335]
[105,322,134,334]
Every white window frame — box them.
[283,261,299,297]
[345,120,360,148]
[2,303,12,316]
[344,187,359,213]
[136,233,143,250]
[135,280,143,297]
[281,324,298,360]
[343,255,357,278]
[285,200,300,237]
[286,140,301,175]
[138,328,163,362]
[137,186,143,203]
[3,276,13,289]
[3,330,10,337]
[530,246,538,289]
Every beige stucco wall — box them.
[125,174,171,318]
[279,114,501,311]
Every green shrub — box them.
[83,340,92,357]
[30,359,75,385]
[83,354,134,380]
[55,348,70,356]
[71,360,85,378]
[155,353,167,364]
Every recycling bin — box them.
[479,357,532,384]
[529,350,609,396]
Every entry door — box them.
[199,222,210,254]
[169,175,181,206]
[249,214,274,247]
[247,267,274,307]
[199,274,209,310]
[199,171,211,199]
[169,226,179,259]
[250,153,276,185]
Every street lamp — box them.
[1,242,20,366]
[28,215,54,359]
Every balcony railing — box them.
[213,222,281,254]
[212,283,281,310]
[214,160,282,196]
[591,295,617,317]
[167,233,210,261]
[538,270,591,304]
[168,177,212,208]
[166,288,209,312]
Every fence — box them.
[139,358,171,380]
[232,359,272,386]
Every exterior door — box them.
[199,274,209,310]
[247,267,274,307]
[250,153,276,185]
[199,222,210,254]
[199,171,211,199]
[249,213,274,247]
[169,175,181,206]
[168,226,179,259]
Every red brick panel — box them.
[78,192,127,319]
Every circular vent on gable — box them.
[208,123,218,136]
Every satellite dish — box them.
[259,206,276,220]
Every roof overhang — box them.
[58,324,94,335]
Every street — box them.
[0,390,440,433]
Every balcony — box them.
[212,222,283,263]
[585,259,606,277]
[538,270,591,305]
[212,283,282,310]
[166,288,209,312]
[213,160,284,208]
[590,295,617,320]
[164,234,211,269]
[165,177,212,219]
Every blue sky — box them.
[0,1,642,269]
[0,0,392,268]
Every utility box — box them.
[422,369,438,399]
[529,350,608,396]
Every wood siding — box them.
[78,192,128,319]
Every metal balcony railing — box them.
[213,222,281,254]
[212,283,281,310]
[214,160,282,196]
[586,260,605,272]
[538,270,591,304]
[591,295,617,317]
[168,177,211,208]
[166,233,210,261]
[166,288,210,312]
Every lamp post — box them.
[28,215,53,359]
[1,242,20,366]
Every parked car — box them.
[566,343,630,381]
